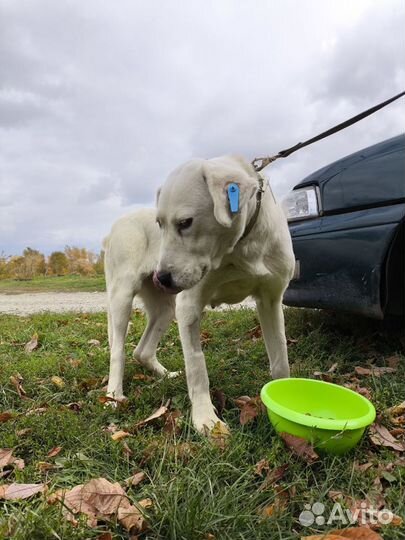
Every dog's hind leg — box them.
[134,277,177,377]
[255,290,290,380]
[106,284,135,400]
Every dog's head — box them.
[153,155,258,293]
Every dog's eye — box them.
[177,218,193,232]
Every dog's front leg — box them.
[176,292,227,434]
[255,291,290,379]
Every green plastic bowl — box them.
[261,378,376,455]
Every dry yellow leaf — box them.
[209,421,231,450]
[24,333,39,353]
[111,430,131,442]
[51,376,65,389]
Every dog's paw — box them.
[192,408,229,435]
[165,370,182,379]
[105,393,128,408]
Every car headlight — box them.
[282,186,320,222]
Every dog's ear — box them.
[203,156,257,228]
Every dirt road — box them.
[0,292,254,316]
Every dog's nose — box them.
[156,271,173,288]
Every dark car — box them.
[282,134,405,319]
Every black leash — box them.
[252,90,405,172]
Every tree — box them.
[64,246,96,276]
[93,250,105,274]
[0,253,10,278]
[9,248,46,279]
[48,251,69,275]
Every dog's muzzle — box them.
[153,270,183,294]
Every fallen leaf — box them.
[254,458,270,477]
[50,477,148,533]
[386,401,405,426]
[328,362,339,373]
[10,373,27,398]
[81,478,127,514]
[354,366,396,377]
[260,485,289,518]
[99,395,120,405]
[50,484,97,526]
[121,441,133,457]
[313,371,334,383]
[0,412,14,423]
[47,446,62,458]
[133,373,154,382]
[0,483,45,500]
[234,395,251,407]
[0,449,14,469]
[68,357,82,368]
[24,333,39,353]
[385,355,401,369]
[103,423,119,434]
[209,421,231,450]
[65,401,84,412]
[111,431,131,442]
[390,514,403,526]
[0,449,25,472]
[170,442,197,461]
[343,383,372,400]
[138,497,153,508]
[134,402,169,429]
[13,459,25,470]
[97,533,113,540]
[125,472,146,488]
[390,427,405,437]
[37,461,56,472]
[302,527,384,539]
[117,504,148,534]
[380,470,396,483]
[15,428,32,437]
[354,461,373,473]
[369,423,405,452]
[260,503,276,518]
[78,377,103,391]
[258,463,289,491]
[87,339,101,346]
[329,526,384,539]
[51,376,65,389]
[280,433,319,464]
[235,395,263,425]
[247,325,262,339]
[212,388,226,417]
[26,406,48,416]
[163,410,182,435]
[199,330,211,345]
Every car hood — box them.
[293,134,405,213]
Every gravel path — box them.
[0,292,255,316]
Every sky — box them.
[0,0,404,255]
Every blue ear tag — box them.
[227,183,240,213]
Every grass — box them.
[0,275,105,294]
[0,307,404,539]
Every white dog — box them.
[103,155,295,433]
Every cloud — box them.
[0,0,404,254]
